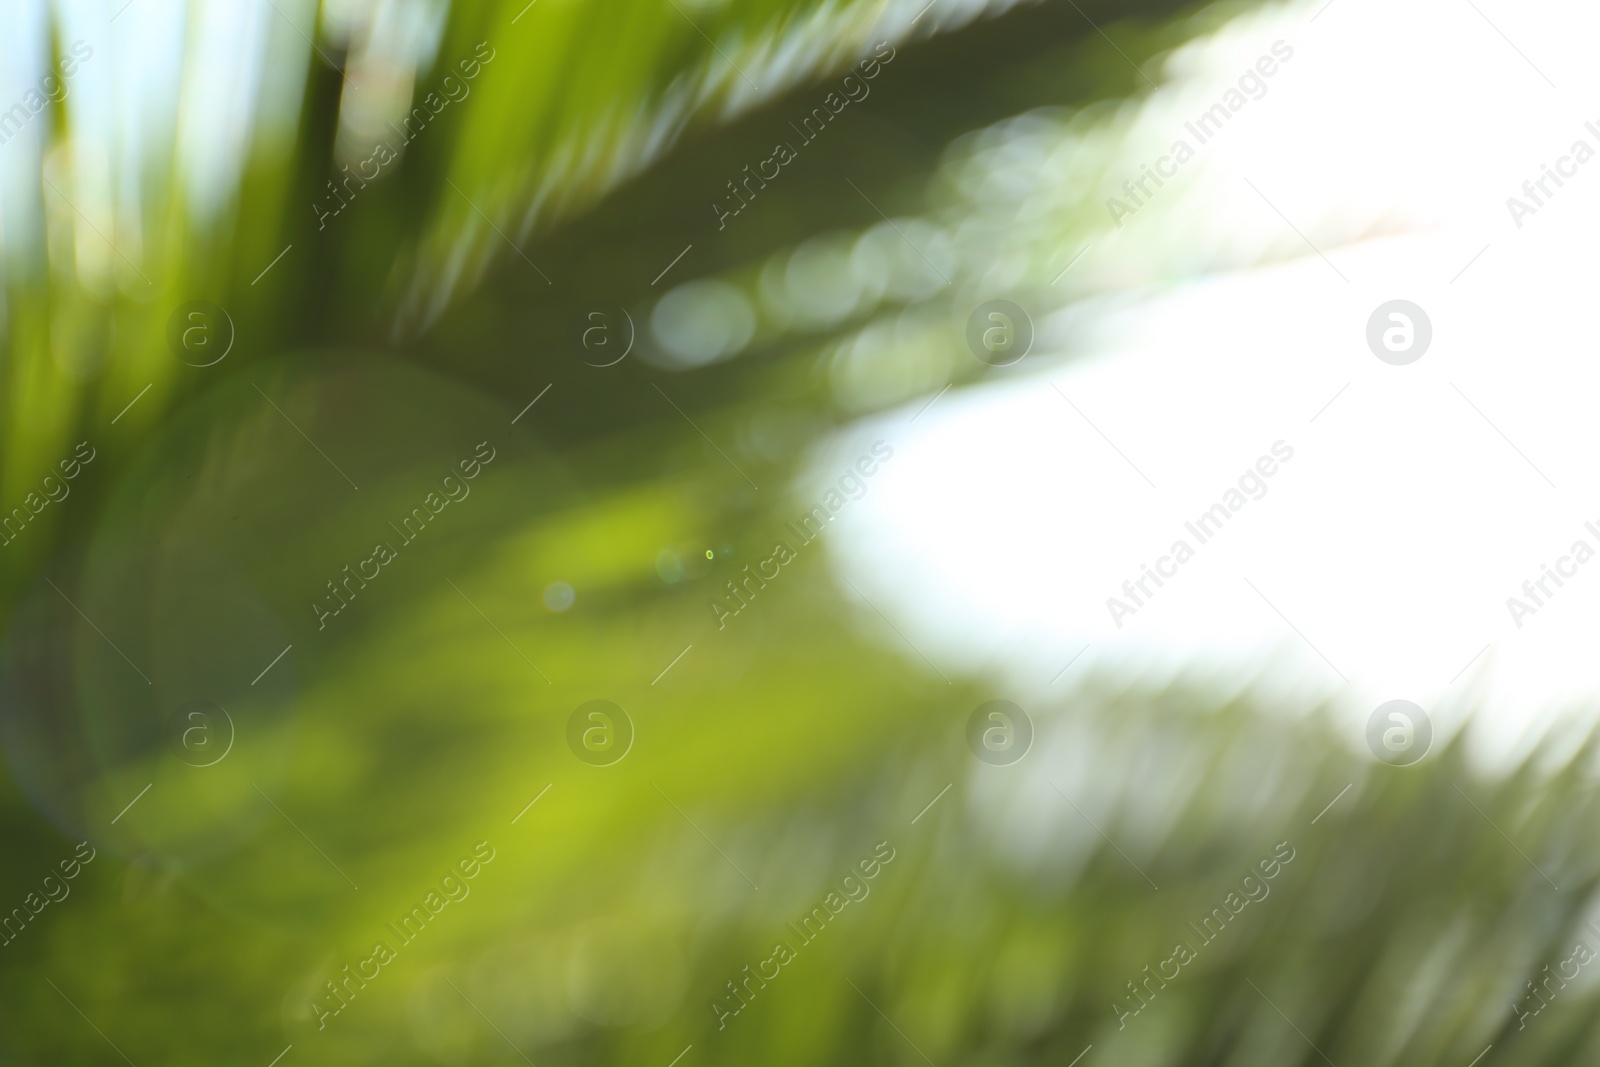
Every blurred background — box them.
[3,0,1600,1064]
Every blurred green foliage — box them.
[1,1,1595,1066]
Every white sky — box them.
[823,0,1600,770]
